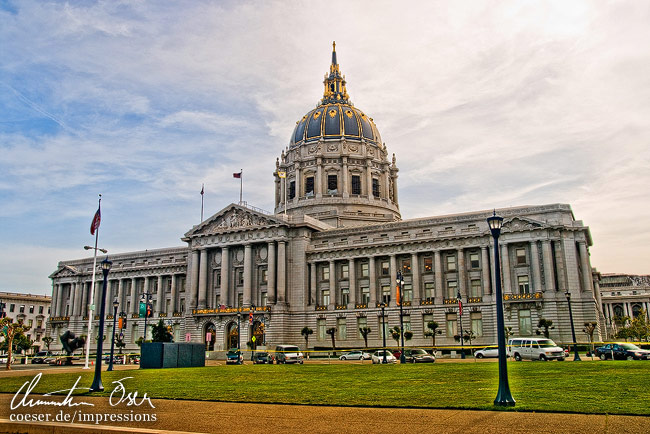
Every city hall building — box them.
[48,45,603,353]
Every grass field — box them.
[1,361,648,415]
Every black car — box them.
[595,343,650,360]
[403,348,436,363]
[252,351,272,364]
[31,351,53,364]
[226,348,243,365]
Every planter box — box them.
[140,342,205,369]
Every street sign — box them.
[139,302,146,318]
[251,336,256,342]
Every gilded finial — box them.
[333,41,336,52]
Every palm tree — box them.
[301,326,313,359]
[359,327,371,348]
[42,336,54,352]
[390,326,401,346]
[424,321,441,348]
[326,327,337,355]
[536,318,555,338]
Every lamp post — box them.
[456,290,466,359]
[141,292,152,341]
[379,301,387,364]
[107,298,118,372]
[82,244,108,370]
[90,257,111,392]
[396,272,406,363]
[487,211,515,406]
[564,290,582,362]
[250,305,256,362]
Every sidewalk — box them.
[1,394,648,434]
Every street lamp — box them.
[107,298,118,372]
[379,301,387,364]
[564,290,582,362]
[456,290,466,359]
[83,244,108,370]
[487,211,515,406]
[250,305,256,361]
[396,271,406,363]
[141,292,153,341]
[90,257,112,392]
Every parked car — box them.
[339,350,371,361]
[475,347,499,359]
[403,348,435,363]
[226,348,243,365]
[595,343,650,360]
[274,345,304,364]
[0,354,15,364]
[252,351,272,364]
[31,351,53,364]
[508,338,565,361]
[371,350,397,364]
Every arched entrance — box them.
[226,322,239,350]
[252,320,265,349]
[205,323,216,351]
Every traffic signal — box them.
[118,317,124,329]
[146,303,153,318]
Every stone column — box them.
[501,243,512,294]
[389,254,397,306]
[366,159,373,199]
[130,278,138,314]
[295,163,301,202]
[342,156,349,198]
[198,249,208,308]
[69,283,76,318]
[481,246,491,295]
[316,157,323,198]
[348,258,356,307]
[58,284,66,317]
[280,177,286,209]
[116,279,124,314]
[369,256,377,307]
[578,241,592,292]
[143,277,150,309]
[93,279,102,317]
[267,243,276,305]
[170,274,178,313]
[277,241,286,304]
[189,250,200,309]
[391,173,398,205]
[329,260,336,308]
[81,282,88,317]
[310,262,317,306]
[411,253,421,304]
[530,241,542,293]
[243,244,252,307]
[457,248,466,298]
[51,284,59,317]
[434,251,444,304]
[221,247,230,307]
[542,240,555,291]
[157,275,164,314]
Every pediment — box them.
[184,204,286,238]
[502,216,545,231]
[49,265,81,279]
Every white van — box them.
[274,345,304,364]
[508,337,565,361]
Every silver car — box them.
[371,350,397,364]
[339,350,370,360]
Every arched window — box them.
[632,304,643,318]
[613,305,624,318]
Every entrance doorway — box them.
[252,320,265,348]
[205,323,216,351]
[226,322,239,349]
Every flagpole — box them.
[84,195,101,369]
[200,184,204,222]
[239,169,243,204]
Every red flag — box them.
[458,299,463,316]
[396,285,401,306]
[90,207,101,235]
[233,172,241,179]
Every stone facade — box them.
[1,292,51,352]
[47,44,603,352]
[596,273,650,339]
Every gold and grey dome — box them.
[290,42,382,147]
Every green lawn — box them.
[2,361,648,415]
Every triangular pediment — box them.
[502,216,545,231]
[184,203,286,238]
[48,264,81,279]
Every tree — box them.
[301,326,313,355]
[424,321,442,348]
[115,335,126,355]
[135,336,145,348]
[615,310,650,342]
[454,330,476,355]
[359,327,371,348]
[42,336,54,352]
[404,330,413,342]
[390,326,401,346]
[151,320,173,342]
[0,318,30,370]
[536,318,555,338]
[583,322,597,358]
[326,327,337,355]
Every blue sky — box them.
[1,0,649,294]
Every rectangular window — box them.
[361,287,370,305]
[305,176,314,195]
[341,264,349,280]
[423,314,433,331]
[518,275,530,294]
[327,175,338,194]
[318,319,326,340]
[372,178,380,197]
[379,317,390,339]
[19,305,25,313]
[446,255,456,271]
[470,279,482,298]
[357,317,367,339]
[261,292,267,306]
[446,313,458,338]
[322,290,330,306]
[471,312,483,337]
[289,181,296,199]
[424,282,434,299]
[519,309,532,335]
[237,270,244,285]
[446,280,457,299]
[402,283,413,302]
[381,285,391,304]
[423,257,433,272]
[341,288,350,305]
[470,252,480,269]
[401,258,411,274]
[351,175,361,195]
[261,269,268,284]
[216,272,221,286]
[380,260,390,276]
[36,319,42,328]
[322,266,330,281]
[516,248,527,265]
[360,262,369,278]
[337,318,347,340]
[237,293,243,308]
[28,319,33,327]
[29,305,34,314]
[9,304,15,312]
[403,314,411,332]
